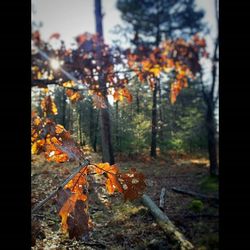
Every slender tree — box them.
[199,0,219,176]
[94,0,115,164]
[117,0,205,158]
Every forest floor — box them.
[31,148,218,250]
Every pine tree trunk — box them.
[95,0,115,164]
[115,101,120,152]
[79,108,84,146]
[206,102,218,176]
[158,79,164,144]
[150,80,158,158]
[136,89,140,113]
[89,104,94,147]
[93,110,99,152]
[150,7,161,158]
[62,88,66,128]
[100,100,115,164]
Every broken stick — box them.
[159,187,166,210]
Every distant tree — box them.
[199,0,219,176]
[94,0,115,164]
[117,0,205,46]
[117,0,205,158]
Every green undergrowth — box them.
[199,176,218,193]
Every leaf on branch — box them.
[63,80,76,88]
[118,168,146,201]
[31,116,84,163]
[113,88,133,103]
[40,95,58,116]
[56,167,89,240]
[66,89,82,104]
[94,163,145,198]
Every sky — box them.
[32,0,219,120]
[32,0,218,52]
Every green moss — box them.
[189,199,204,213]
[111,202,147,222]
[200,176,219,193]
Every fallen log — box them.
[172,187,219,202]
[141,194,194,250]
[159,187,166,210]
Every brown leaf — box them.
[67,200,89,240]
[118,168,146,201]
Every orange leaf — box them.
[40,95,58,115]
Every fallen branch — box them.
[184,213,219,219]
[141,194,194,250]
[159,187,166,210]
[172,187,219,202]
[31,159,90,215]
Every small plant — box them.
[200,176,218,193]
[189,199,204,213]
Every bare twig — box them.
[172,187,219,202]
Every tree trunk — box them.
[78,108,84,146]
[95,0,115,164]
[206,102,218,176]
[136,89,140,113]
[150,80,158,158]
[89,103,94,147]
[158,79,164,143]
[115,101,120,152]
[100,100,115,164]
[150,6,161,158]
[62,88,66,128]
[93,110,99,152]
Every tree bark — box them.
[150,80,158,158]
[136,89,140,113]
[158,79,164,143]
[150,5,161,158]
[95,0,115,164]
[115,101,120,152]
[100,101,115,164]
[142,194,194,250]
[62,88,66,128]
[93,110,99,152]
[89,103,94,147]
[206,102,218,176]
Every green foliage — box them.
[158,82,207,153]
[189,199,204,213]
[200,176,219,193]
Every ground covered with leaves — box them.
[31,149,218,250]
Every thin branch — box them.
[89,164,117,176]
[31,159,90,215]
